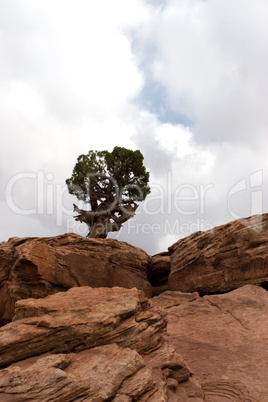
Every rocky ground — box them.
[0,213,267,400]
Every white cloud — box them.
[0,0,267,255]
[0,1,150,172]
[136,0,268,147]
[1,81,45,120]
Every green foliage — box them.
[66,147,150,208]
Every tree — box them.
[66,146,150,238]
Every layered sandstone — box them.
[1,283,267,401]
[152,284,268,401]
[0,346,155,402]
[1,215,268,400]
[0,286,203,401]
[1,214,268,328]
[0,287,165,366]
[0,233,152,325]
[168,214,268,294]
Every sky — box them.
[1,0,267,254]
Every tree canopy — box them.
[66,146,150,238]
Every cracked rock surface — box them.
[0,234,152,325]
[0,286,204,401]
[168,213,268,294]
[0,283,267,400]
[0,345,154,402]
[1,215,268,401]
[152,284,268,401]
[0,287,166,366]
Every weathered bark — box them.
[73,201,138,238]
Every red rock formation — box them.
[152,284,268,401]
[0,233,152,325]
[0,281,267,400]
[0,346,155,401]
[0,286,201,401]
[2,214,268,328]
[0,287,165,366]
[1,215,268,400]
[168,214,268,294]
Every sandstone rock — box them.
[0,233,152,325]
[0,240,18,326]
[1,283,266,401]
[0,342,201,402]
[0,286,202,401]
[168,214,268,294]
[0,344,155,401]
[0,286,166,367]
[152,284,268,401]
[1,216,268,400]
[143,341,204,401]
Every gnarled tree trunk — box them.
[73,202,138,238]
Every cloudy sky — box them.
[1,0,267,254]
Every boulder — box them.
[0,286,202,401]
[168,214,268,294]
[0,233,152,325]
[152,284,268,401]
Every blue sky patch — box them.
[135,77,193,127]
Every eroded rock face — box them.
[0,281,267,401]
[1,216,268,400]
[152,284,268,401]
[168,214,268,294]
[0,233,152,325]
[0,286,202,401]
[143,341,204,401]
[0,287,166,366]
[0,346,155,402]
